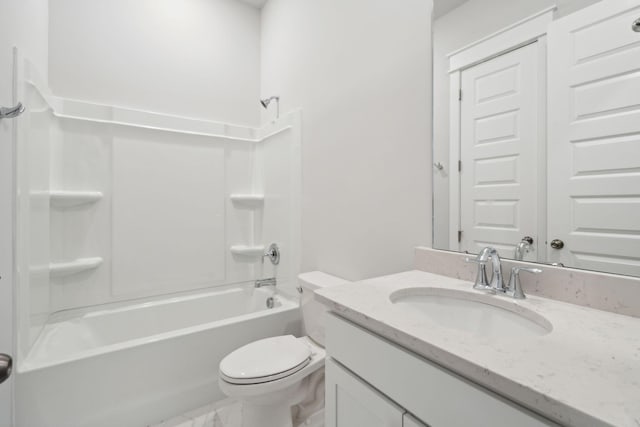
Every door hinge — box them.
[458,230,463,242]
[458,160,462,172]
[458,89,463,101]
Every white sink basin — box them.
[390,288,552,340]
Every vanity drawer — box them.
[325,313,558,427]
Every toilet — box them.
[218,271,349,427]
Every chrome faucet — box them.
[514,236,533,261]
[255,277,277,288]
[465,248,492,291]
[467,247,543,299]
[465,247,505,293]
[486,248,505,292]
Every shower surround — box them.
[14,56,302,427]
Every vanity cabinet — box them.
[403,413,428,427]
[326,358,407,427]
[325,313,558,427]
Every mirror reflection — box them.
[432,0,640,277]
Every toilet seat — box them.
[219,336,325,399]
[220,335,312,385]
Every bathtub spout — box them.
[255,277,277,288]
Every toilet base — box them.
[239,378,307,427]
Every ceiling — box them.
[236,0,469,19]
[237,0,267,8]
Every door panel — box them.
[459,42,540,260]
[325,358,404,427]
[547,0,640,275]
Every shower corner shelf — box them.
[50,257,103,278]
[50,190,103,208]
[230,194,265,206]
[230,245,265,257]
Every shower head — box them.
[260,96,279,109]
[259,96,280,118]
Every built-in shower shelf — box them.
[230,245,265,257]
[50,257,103,278]
[49,191,103,208]
[230,194,264,207]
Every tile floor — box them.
[150,398,323,427]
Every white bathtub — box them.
[16,285,301,427]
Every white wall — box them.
[48,0,261,126]
[431,0,602,249]
[260,0,433,281]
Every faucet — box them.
[465,248,491,291]
[467,247,544,299]
[485,248,505,292]
[465,247,505,293]
[514,236,533,261]
[255,277,277,288]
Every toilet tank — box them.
[299,271,351,347]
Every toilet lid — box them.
[220,335,311,385]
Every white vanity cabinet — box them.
[325,313,558,427]
[403,413,428,427]
[326,357,428,427]
[326,358,407,427]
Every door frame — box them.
[447,6,555,254]
[0,47,19,427]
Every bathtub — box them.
[16,285,301,427]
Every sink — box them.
[390,288,552,340]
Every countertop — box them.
[314,270,640,427]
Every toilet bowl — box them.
[218,272,349,427]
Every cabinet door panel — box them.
[325,358,403,427]
[404,413,429,427]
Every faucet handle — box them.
[263,243,280,265]
[465,257,492,290]
[506,267,542,299]
[515,267,542,274]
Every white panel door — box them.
[459,42,541,259]
[325,358,404,427]
[547,0,640,276]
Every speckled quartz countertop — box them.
[314,270,640,427]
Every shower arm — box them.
[260,96,280,119]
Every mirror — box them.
[431,0,640,277]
